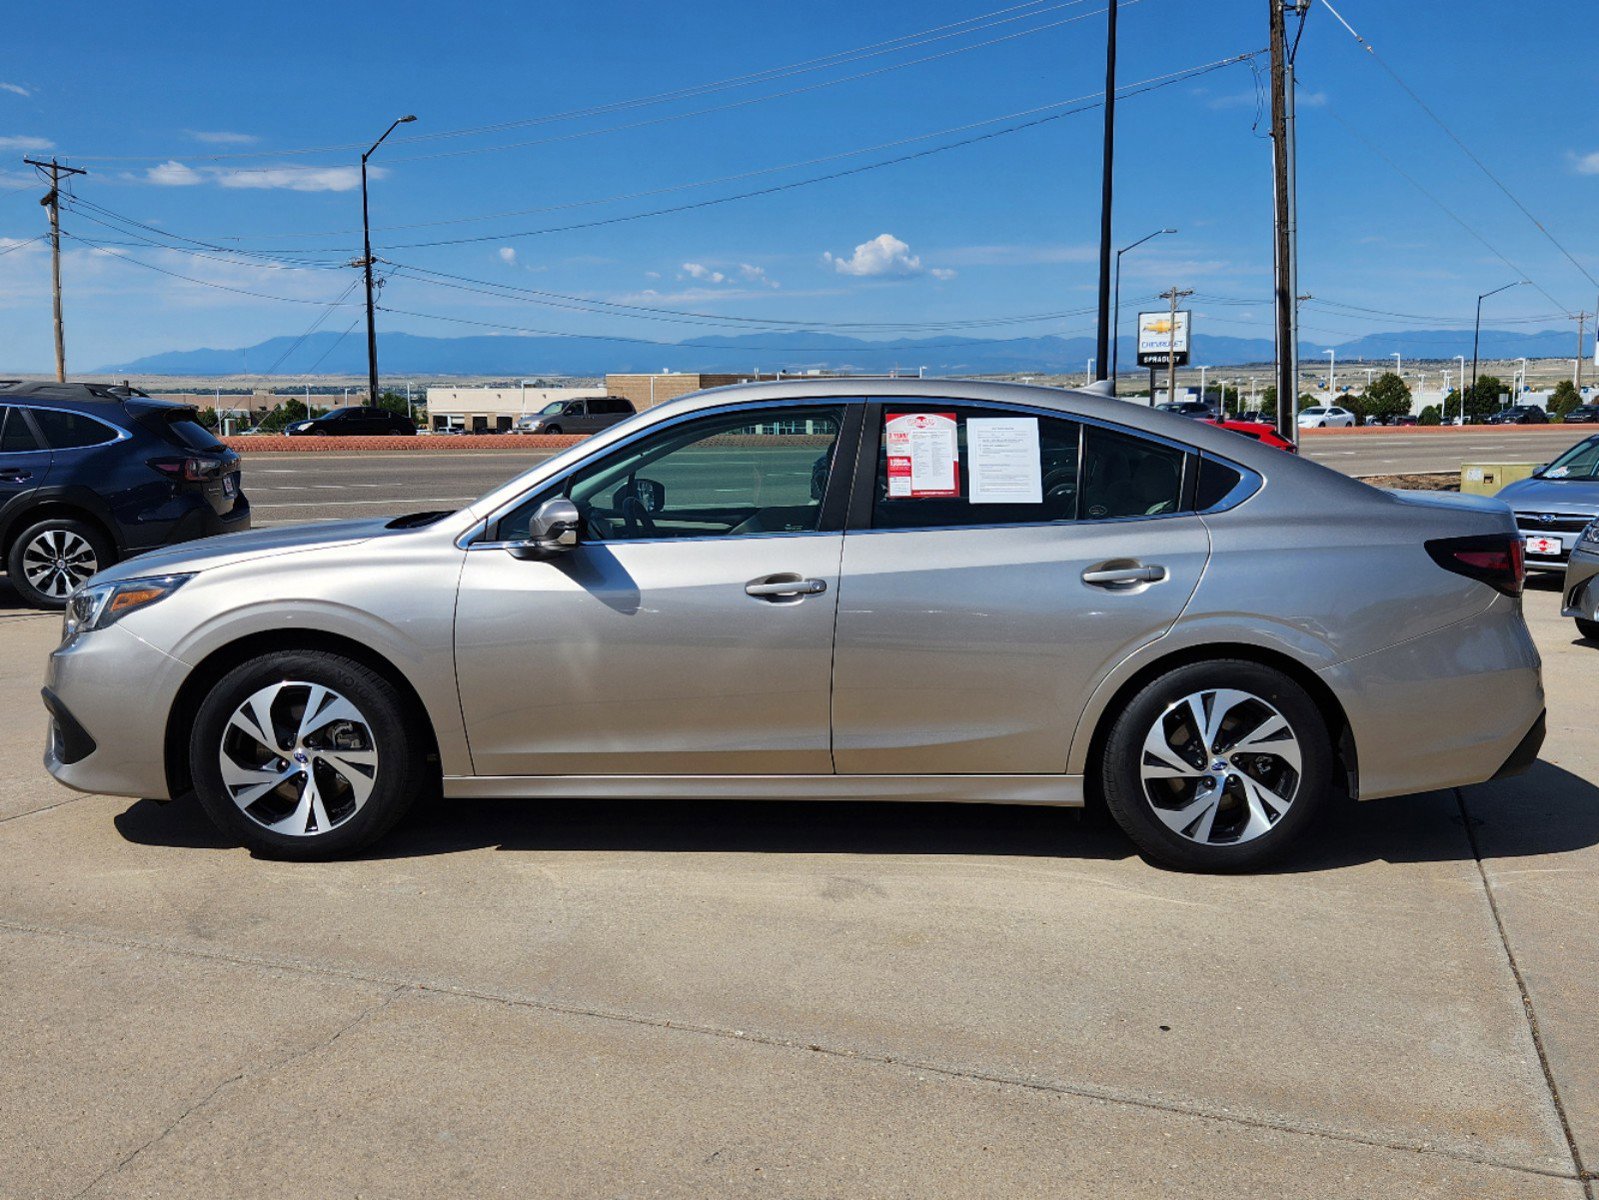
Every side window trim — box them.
[16,404,127,451]
[3,406,51,455]
[474,397,866,545]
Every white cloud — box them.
[681,261,727,284]
[644,270,661,280]
[146,160,203,186]
[0,83,31,98]
[1572,151,1599,176]
[0,134,52,151]
[498,246,518,266]
[216,164,368,192]
[823,233,952,280]
[737,262,780,289]
[185,130,259,145]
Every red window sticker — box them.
[885,412,959,498]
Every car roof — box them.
[0,380,195,417]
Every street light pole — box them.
[1454,355,1466,424]
[1092,0,1118,382]
[1111,228,1176,393]
[1472,280,1527,424]
[1325,349,1335,396]
[361,114,417,407]
[1390,351,1401,378]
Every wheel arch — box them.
[1076,641,1358,807]
[164,629,443,801]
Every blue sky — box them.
[1,0,1596,371]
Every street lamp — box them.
[1198,365,1209,406]
[1390,351,1402,377]
[1454,354,1466,424]
[361,114,417,407]
[1324,349,1336,396]
[1472,280,1528,424]
[1111,228,1176,392]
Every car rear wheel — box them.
[1099,660,1335,872]
[7,517,113,610]
[1577,618,1599,642]
[189,650,432,859]
[543,424,562,435]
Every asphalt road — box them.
[242,426,1598,526]
[2,578,1595,1197]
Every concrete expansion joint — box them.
[1453,787,1592,1195]
[62,981,405,1199]
[0,915,1583,1189]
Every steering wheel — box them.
[620,481,657,535]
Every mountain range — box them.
[95,328,1585,378]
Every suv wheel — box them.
[1099,660,1334,872]
[189,650,432,859]
[7,517,113,610]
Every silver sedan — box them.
[41,380,1545,871]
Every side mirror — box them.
[508,498,580,560]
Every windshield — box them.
[322,407,357,419]
[537,401,566,416]
[1540,436,1599,480]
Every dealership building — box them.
[424,373,779,431]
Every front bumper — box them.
[1562,545,1599,621]
[43,623,188,799]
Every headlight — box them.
[1581,519,1599,549]
[62,574,191,643]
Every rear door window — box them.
[29,408,119,450]
[0,407,42,453]
[1079,425,1186,519]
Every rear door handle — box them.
[745,574,828,599]
[1081,564,1167,587]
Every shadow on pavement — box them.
[112,759,1599,872]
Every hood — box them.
[1494,476,1599,515]
[94,517,402,584]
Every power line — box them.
[1317,0,1597,295]
[264,276,364,373]
[61,232,366,306]
[0,234,46,256]
[55,0,1100,164]
[377,53,1260,251]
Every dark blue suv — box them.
[0,382,250,608]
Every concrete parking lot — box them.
[0,567,1595,1196]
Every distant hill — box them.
[94,327,1577,377]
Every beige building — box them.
[603,373,777,411]
[425,385,606,432]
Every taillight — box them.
[148,456,223,483]
[1424,534,1524,597]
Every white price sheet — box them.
[967,417,1042,504]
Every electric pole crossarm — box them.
[23,157,87,383]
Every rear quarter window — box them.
[162,417,225,452]
[29,408,119,450]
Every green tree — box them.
[376,389,412,418]
[1418,404,1441,426]
[1364,372,1413,425]
[196,408,220,430]
[1549,379,1581,420]
[259,398,310,433]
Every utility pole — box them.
[1092,0,1118,382]
[360,115,417,406]
[23,157,87,382]
[1268,1,1305,441]
[1160,286,1193,406]
[1576,311,1589,395]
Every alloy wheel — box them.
[218,681,379,837]
[21,528,99,599]
[1138,688,1303,846]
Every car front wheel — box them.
[1577,618,1599,642]
[189,650,432,859]
[1099,660,1335,872]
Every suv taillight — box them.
[1425,534,1524,597]
[148,456,223,483]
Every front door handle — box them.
[1082,564,1167,587]
[0,469,30,483]
[745,574,828,599]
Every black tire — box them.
[6,516,114,610]
[544,424,562,435]
[1577,618,1599,643]
[189,650,433,860]
[1099,659,1335,872]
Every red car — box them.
[1203,419,1298,453]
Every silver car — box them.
[1560,521,1599,641]
[41,380,1545,871]
[1495,433,1599,573]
